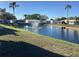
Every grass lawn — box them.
[0,24,79,57]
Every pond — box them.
[22,25,79,44]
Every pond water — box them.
[22,25,79,44]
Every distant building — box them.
[25,19,41,26]
[24,19,52,26]
[25,19,40,23]
[61,19,79,25]
[48,20,61,24]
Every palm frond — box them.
[9,6,12,8]
[65,5,72,9]
[15,5,19,7]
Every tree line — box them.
[24,14,48,20]
[0,12,16,20]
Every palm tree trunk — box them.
[12,7,16,23]
[13,7,15,16]
[67,8,69,24]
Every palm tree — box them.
[24,14,27,20]
[65,5,72,24]
[9,2,19,16]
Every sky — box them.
[0,1,79,20]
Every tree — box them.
[76,17,79,20]
[5,12,16,20]
[9,2,19,16]
[30,14,41,20]
[65,5,72,24]
[56,18,61,21]
[50,19,53,20]
[40,15,48,20]
[24,14,48,20]
[0,12,16,20]
[55,17,66,21]
[61,17,67,20]
[24,14,27,20]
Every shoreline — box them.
[49,24,79,31]
[0,24,79,56]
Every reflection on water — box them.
[23,25,79,44]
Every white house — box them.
[25,19,41,27]
[25,19,40,23]
[61,19,79,25]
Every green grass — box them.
[0,24,79,47]
[0,24,79,56]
